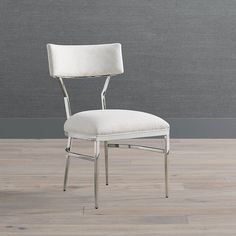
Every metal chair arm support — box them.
[58,78,72,119]
[101,76,111,109]
[57,76,111,119]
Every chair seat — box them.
[64,109,169,141]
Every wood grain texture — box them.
[0,139,236,235]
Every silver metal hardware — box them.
[104,141,109,185]
[101,76,111,109]
[164,135,169,198]
[58,78,71,119]
[94,141,100,209]
[57,75,169,208]
[63,137,72,191]
[108,143,165,153]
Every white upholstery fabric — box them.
[47,43,124,78]
[64,109,170,141]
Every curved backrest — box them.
[47,43,124,78]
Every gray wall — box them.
[1,1,236,137]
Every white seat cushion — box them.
[64,109,169,141]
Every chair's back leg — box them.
[164,152,168,198]
[94,141,100,209]
[63,137,72,191]
[104,141,109,185]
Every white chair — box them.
[47,43,170,209]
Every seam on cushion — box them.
[65,127,169,136]
[96,128,169,138]
[65,128,169,140]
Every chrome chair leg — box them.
[63,137,72,191]
[104,141,109,185]
[63,155,70,191]
[164,135,169,198]
[94,141,100,209]
[164,152,168,198]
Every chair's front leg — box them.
[94,141,100,209]
[63,137,72,191]
[104,141,109,185]
[164,135,170,198]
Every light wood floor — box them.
[1,139,236,235]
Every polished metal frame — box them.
[58,76,169,209]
